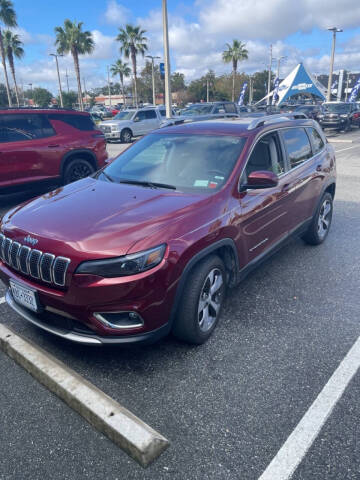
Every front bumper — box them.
[319,119,346,128]
[104,132,121,140]
[5,289,170,345]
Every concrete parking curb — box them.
[0,324,169,467]
[327,138,353,143]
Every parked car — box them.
[98,106,181,143]
[294,104,322,120]
[178,102,239,121]
[0,114,336,346]
[318,102,360,131]
[90,105,112,119]
[0,108,108,192]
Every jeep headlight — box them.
[340,114,348,118]
[76,245,166,277]
[111,125,120,131]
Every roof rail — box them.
[247,112,308,130]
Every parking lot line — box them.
[258,335,360,480]
[335,145,360,154]
[0,297,5,304]
[0,324,169,467]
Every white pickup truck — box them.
[99,106,180,143]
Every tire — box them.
[120,128,132,143]
[172,255,226,344]
[302,192,333,245]
[63,158,95,185]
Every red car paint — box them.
[0,118,336,345]
[0,108,108,191]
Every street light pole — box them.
[107,66,112,107]
[267,44,272,105]
[146,55,161,105]
[50,53,64,108]
[275,56,287,79]
[162,0,172,118]
[65,69,70,93]
[326,27,343,102]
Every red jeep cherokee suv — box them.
[0,115,336,345]
[0,108,107,191]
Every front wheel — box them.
[172,255,226,344]
[63,159,95,185]
[120,128,132,143]
[302,192,333,245]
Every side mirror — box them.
[242,170,278,190]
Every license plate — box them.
[10,281,39,312]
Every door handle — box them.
[282,183,291,192]
[316,165,322,172]
[48,144,59,148]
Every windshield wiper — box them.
[101,171,115,182]
[119,178,176,190]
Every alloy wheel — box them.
[317,199,332,239]
[198,268,224,332]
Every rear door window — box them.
[0,114,55,143]
[144,110,157,119]
[307,128,325,154]
[48,113,95,131]
[282,128,312,169]
[224,103,237,113]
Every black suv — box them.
[318,102,360,131]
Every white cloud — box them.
[198,0,360,40]
[90,30,117,60]
[104,0,130,26]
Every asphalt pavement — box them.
[0,130,360,479]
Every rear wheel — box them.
[120,128,132,143]
[302,192,333,245]
[63,158,95,185]
[172,255,226,344]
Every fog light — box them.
[94,311,144,330]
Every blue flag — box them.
[272,77,280,105]
[238,82,248,106]
[348,78,360,102]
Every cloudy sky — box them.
[7,0,360,94]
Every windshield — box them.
[181,105,213,115]
[114,111,135,120]
[323,103,351,113]
[100,133,246,193]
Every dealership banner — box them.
[348,78,360,102]
[238,82,248,106]
[272,77,280,105]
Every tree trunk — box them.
[8,51,20,107]
[0,29,12,107]
[232,59,237,103]
[131,47,137,106]
[120,73,125,106]
[72,49,83,111]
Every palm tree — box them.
[110,59,131,107]
[222,40,248,102]
[54,19,94,111]
[116,24,147,106]
[0,0,17,106]
[3,30,23,106]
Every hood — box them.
[2,177,206,261]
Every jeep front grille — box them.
[0,234,70,287]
